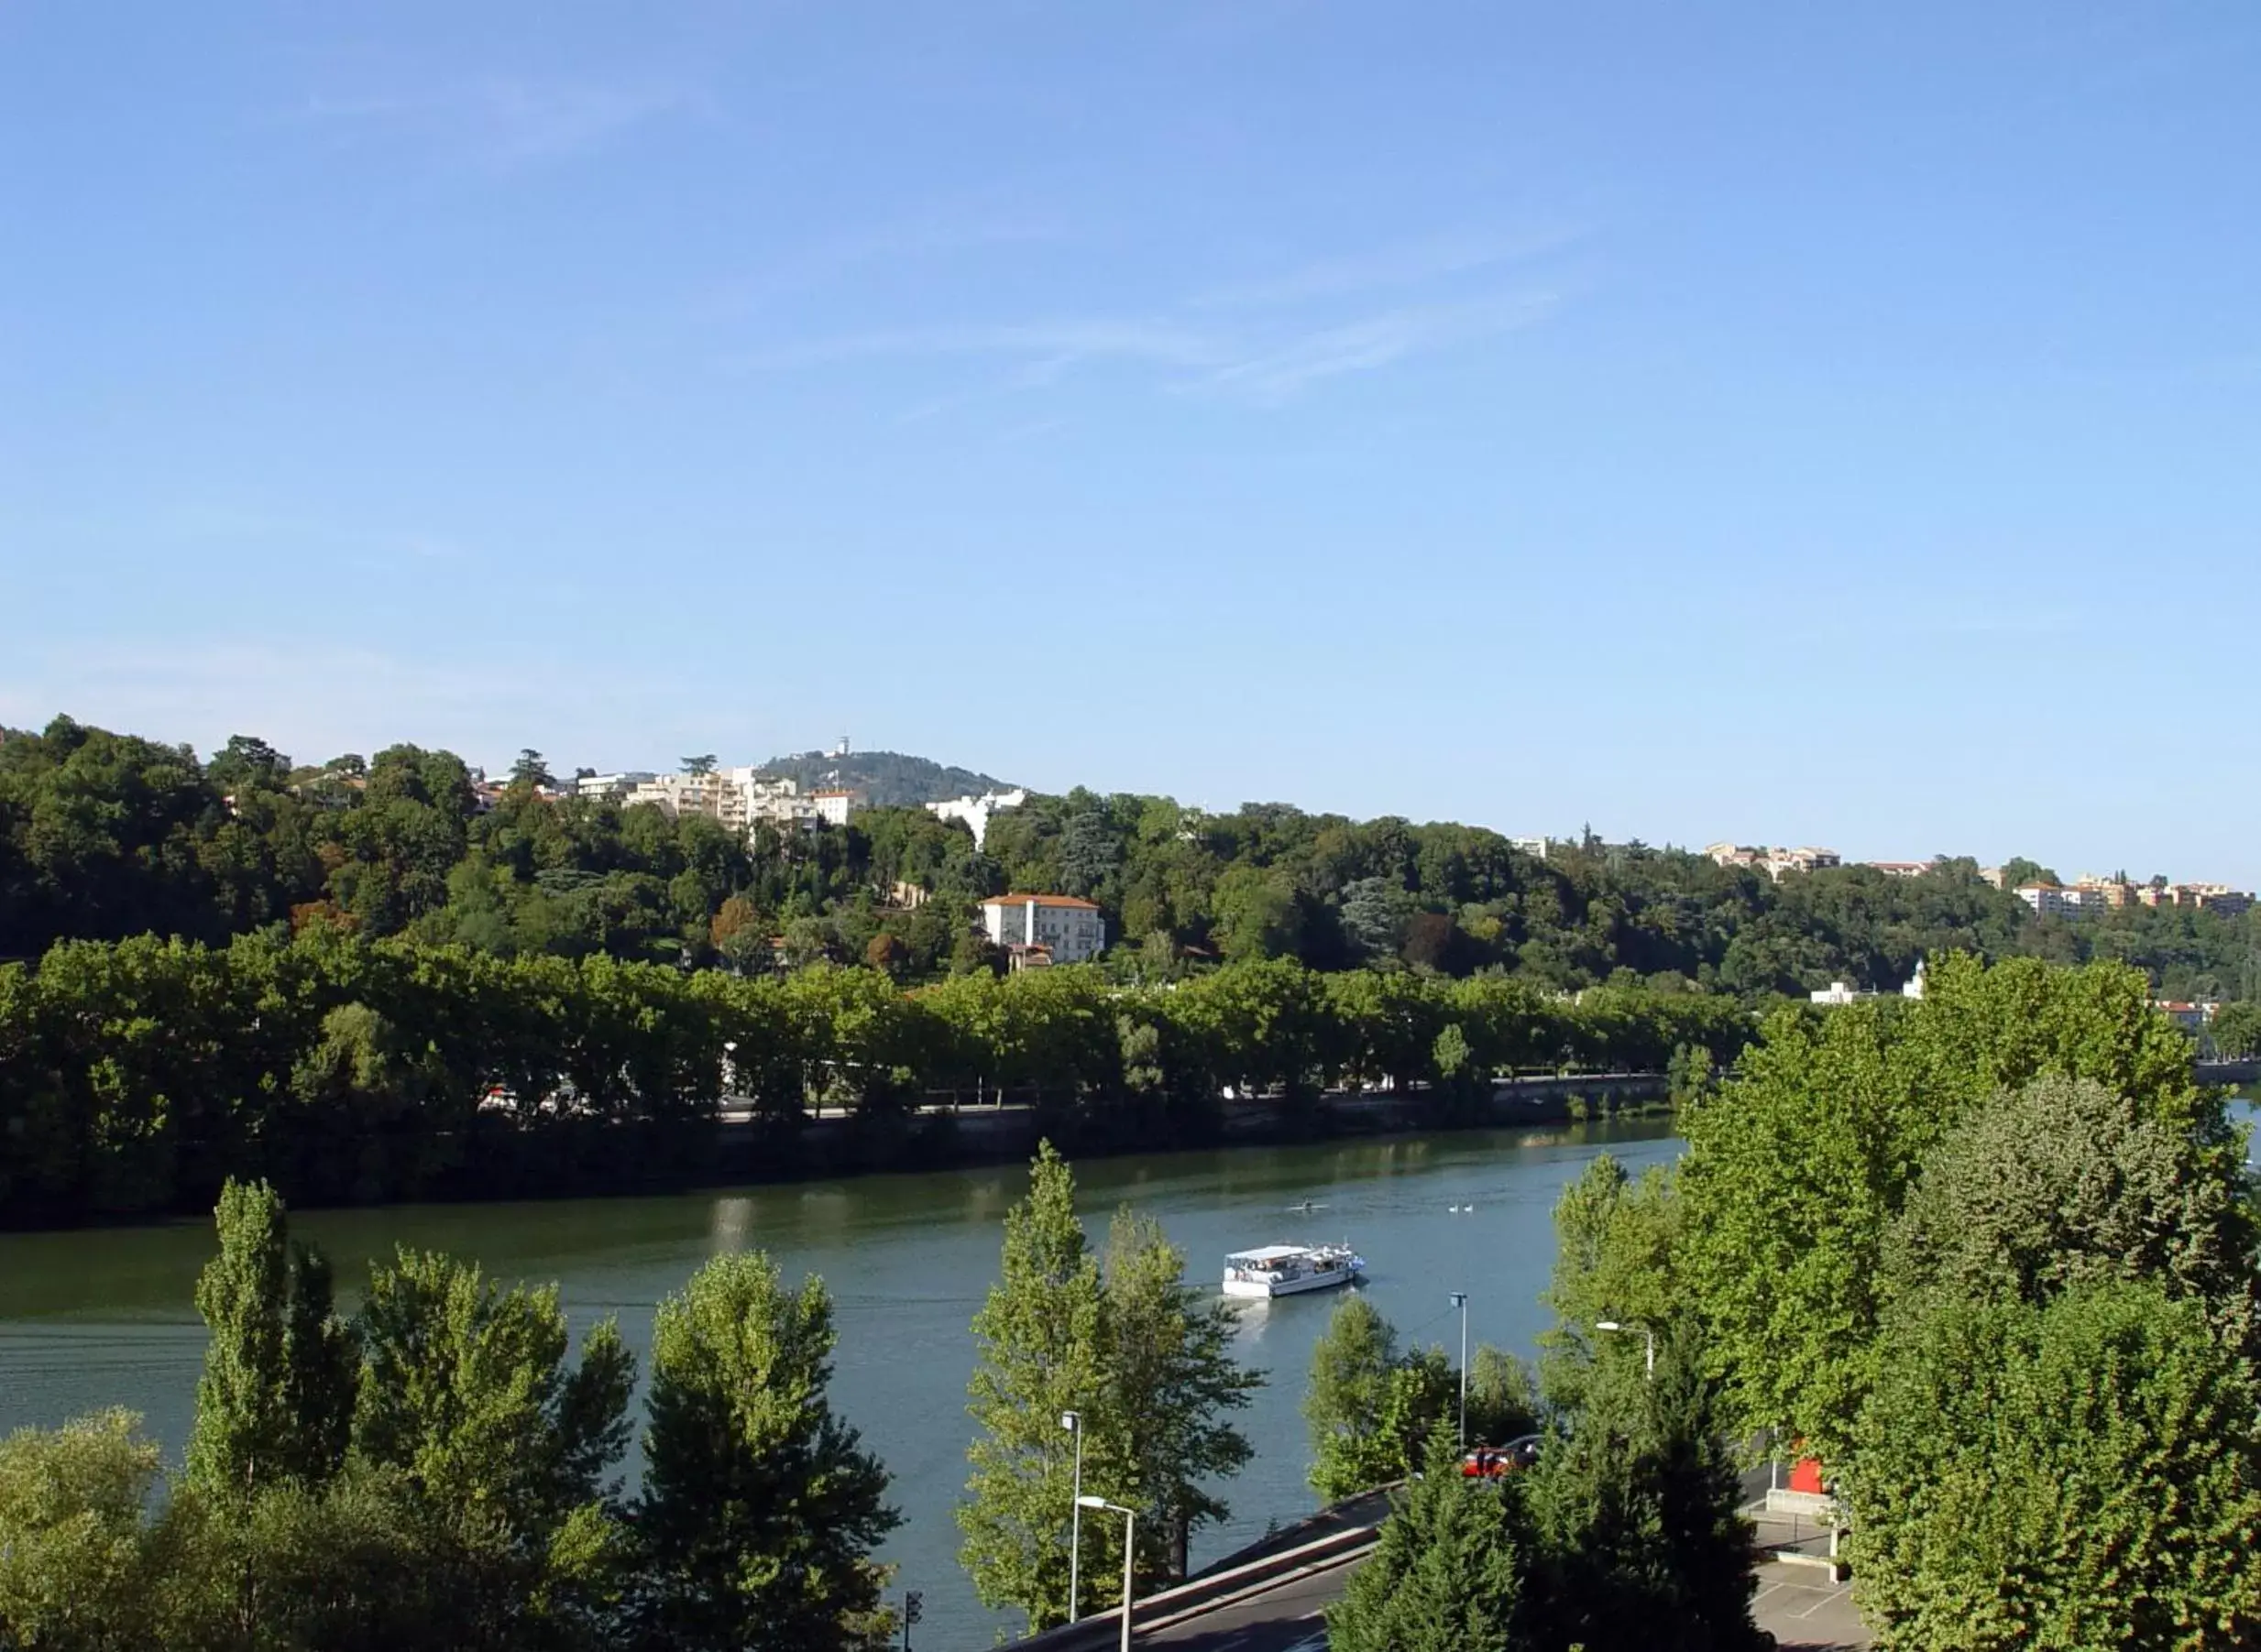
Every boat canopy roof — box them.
[1226,1243,1314,1264]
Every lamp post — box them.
[1594,1319,1654,1379]
[1076,1496,1137,1652]
[1449,1292,1469,1449]
[1062,1410,1084,1622]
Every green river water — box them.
[0,1119,1680,1648]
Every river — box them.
[0,1119,1680,1647]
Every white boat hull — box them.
[1222,1265,1361,1299]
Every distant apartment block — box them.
[613,767,853,835]
[2127,881,2254,916]
[1509,836,1552,859]
[1706,843,1841,881]
[980,893,1106,966]
[2017,882,2123,920]
[928,788,1028,849]
[1863,860,1937,879]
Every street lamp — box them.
[1062,1410,1084,1622]
[1448,1292,1469,1449]
[1076,1496,1137,1652]
[1594,1319,1654,1379]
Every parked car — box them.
[1461,1434,1544,1478]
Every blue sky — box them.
[4,2,2258,882]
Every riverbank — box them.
[2,1069,1673,1232]
[715,1070,1673,1183]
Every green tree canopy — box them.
[1678,952,2206,1458]
[1096,1209,1262,1581]
[957,1141,1108,1631]
[0,1408,164,1649]
[1522,1319,1765,1652]
[1326,1432,1534,1652]
[186,1178,357,1498]
[1849,1281,2261,1650]
[1881,1072,2256,1342]
[631,1252,897,1652]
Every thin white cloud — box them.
[729,318,1229,375]
[706,211,1071,315]
[723,224,1581,407]
[1191,226,1585,310]
[1190,293,1559,404]
[282,74,705,171]
[732,294,1558,406]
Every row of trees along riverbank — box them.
[0,931,1753,1226]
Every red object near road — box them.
[1461,1435,1543,1478]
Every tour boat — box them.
[1222,1242,1366,1298]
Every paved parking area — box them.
[1753,1560,1869,1649]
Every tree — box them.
[1465,1345,1539,1448]
[1523,1319,1765,1652]
[1305,1296,1401,1500]
[631,1253,898,1652]
[185,1178,358,1498]
[958,1141,1108,1631]
[1538,1154,1679,1411]
[351,1247,635,1639]
[1057,805,1120,903]
[1097,1210,1262,1580]
[1849,1282,2261,1650]
[2211,998,2261,1058]
[1677,953,2204,1459]
[681,756,718,779]
[208,734,292,794]
[1996,856,2059,892]
[1880,1073,2256,1345]
[1326,1431,1532,1652]
[1337,877,1415,964]
[0,1408,163,1649]
[510,749,554,790]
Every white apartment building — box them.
[2016,882,2113,920]
[928,788,1027,849]
[979,893,1106,965]
[617,767,846,834]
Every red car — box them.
[1461,1434,1543,1478]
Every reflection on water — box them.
[0,1118,1679,1648]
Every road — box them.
[1136,1555,1346,1652]
[1094,1544,1871,1652]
